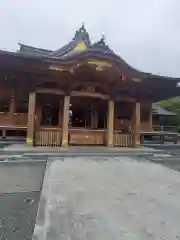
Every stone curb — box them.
[0,159,47,164]
[32,161,51,240]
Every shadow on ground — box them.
[0,191,40,240]
[0,160,46,240]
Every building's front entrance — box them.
[35,93,63,147]
[35,94,108,147]
[34,92,136,148]
[68,96,107,146]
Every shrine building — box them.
[0,25,179,147]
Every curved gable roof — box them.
[4,24,179,83]
[16,25,143,75]
[18,24,91,58]
[48,24,91,58]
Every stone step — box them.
[0,151,158,158]
[0,144,166,159]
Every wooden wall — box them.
[114,119,132,131]
[0,113,27,126]
[141,120,152,131]
[115,118,151,132]
[114,101,152,132]
[14,114,28,125]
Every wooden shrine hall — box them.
[0,25,179,148]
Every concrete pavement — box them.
[0,161,46,193]
[0,160,46,240]
[33,157,180,240]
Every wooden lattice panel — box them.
[114,133,133,147]
[36,129,62,146]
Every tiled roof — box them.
[18,24,91,58]
[0,24,179,84]
[152,103,176,116]
[18,43,52,56]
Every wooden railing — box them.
[153,125,177,132]
[36,127,62,146]
[114,131,133,147]
[69,128,106,145]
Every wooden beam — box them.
[115,96,135,102]
[107,99,114,148]
[90,103,98,129]
[36,88,65,95]
[62,96,70,148]
[71,91,109,100]
[27,92,36,146]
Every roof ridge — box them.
[72,24,91,46]
[91,36,114,53]
[18,43,52,53]
[48,24,91,58]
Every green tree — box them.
[158,97,180,126]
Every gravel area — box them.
[0,191,40,240]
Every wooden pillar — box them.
[58,99,63,127]
[148,104,152,131]
[9,97,15,123]
[62,96,70,148]
[35,102,41,129]
[94,108,98,128]
[107,99,114,148]
[133,102,140,147]
[27,92,36,146]
[91,108,94,128]
[91,104,98,129]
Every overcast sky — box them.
[0,0,180,77]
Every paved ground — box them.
[34,157,180,240]
[0,191,40,240]
[0,160,46,240]
[0,143,180,239]
[0,161,46,193]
